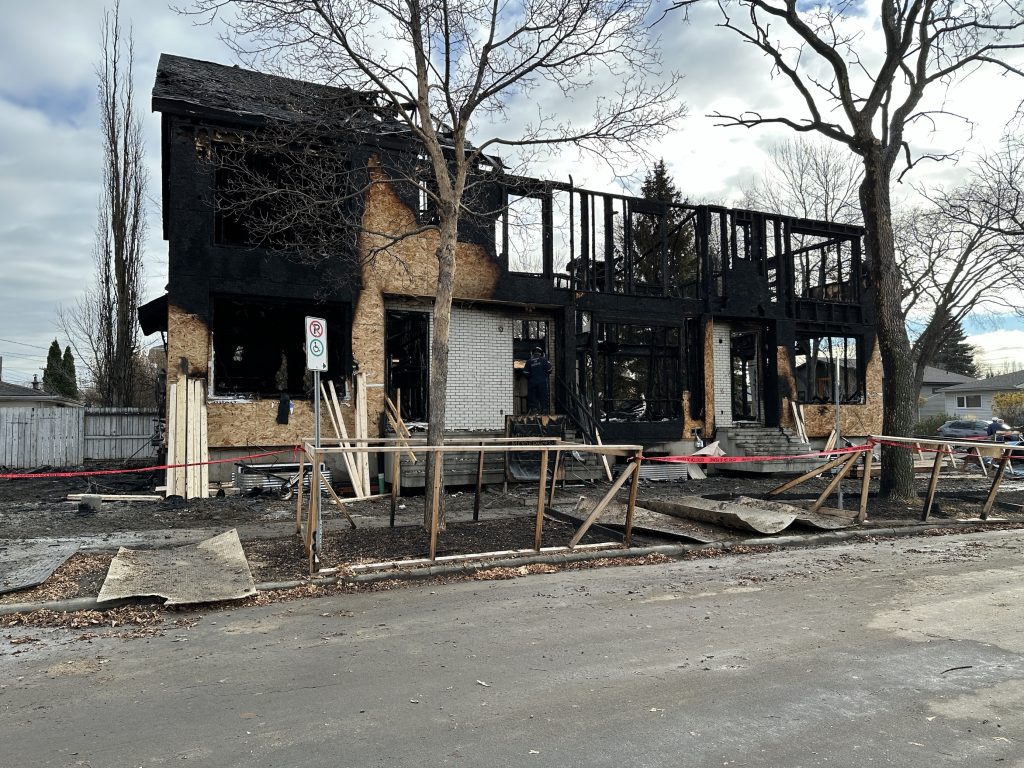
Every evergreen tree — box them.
[43,340,66,395]
[41,339,80,399]
[629,159,697,297]
[932,322,981,378]
[62,346,79,399]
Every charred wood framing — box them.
[148,54,877,454]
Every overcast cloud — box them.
[0,0,1019,384]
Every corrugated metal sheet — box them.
[83,408,159,461]
[0,406,84,468]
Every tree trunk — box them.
[859,149,916,500]
[424,207,459,530]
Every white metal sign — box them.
[305,316,328,372]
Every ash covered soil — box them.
[3,465,1024,606]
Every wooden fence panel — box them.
[83,407,159,461]
[0,407,84,468]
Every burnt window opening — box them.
[212,295,350,398]
[513,319,549,361]
[594,323,684,422]
[385,310,430,422]
[626,206,700,298]
[792,233,857,303]
[792,334,863,404]
[213,144,355,250]
[415,152,439,224]
[500,191,547,274]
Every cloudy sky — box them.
[0,0,1021,385]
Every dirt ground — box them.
[4,463,1024,611]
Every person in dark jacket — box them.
[988,418,1011,438]
[523,347,552,413]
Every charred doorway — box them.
[730,329,761,423]
[386,310,429,422]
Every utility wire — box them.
[0,337,50,351]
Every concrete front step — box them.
[718,425,819,474]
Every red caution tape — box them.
[645,444,869,464]
[0,447,300,480]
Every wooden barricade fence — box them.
[294,437,644,574]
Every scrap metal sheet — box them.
[646,496,855,535]
[97,529,256,606]
[552,502,738,544]
[0,541,78,594]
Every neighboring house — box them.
[139,54,881,483]
[0,378,81,408]
[941,370,1024,421]
[917,366,977,422]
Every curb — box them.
[0,520,1013,617]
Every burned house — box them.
[140,54,882,487]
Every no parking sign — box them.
[305,316,328,372]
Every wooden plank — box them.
[569,466,636,547]
[982,449,1013,520]
[199,382,209,497]
[319,382,342,439]
[921,447,945,522]
[383,407,417,463]
[356,372,371,499]
[857,447,873,524]
[624,455,641,547]
[328,380,364,497]
[320,474,358,529]
[390,445,401,527]
[66,494,163,502]
[428,453,443,561]
[535,450,549,551]
[165,386,178,494]
[823,430,837,452]
[173,380,187,497]
[330,383,363,497]
[548,450,561,507]
[473,450,485,522]
[594,425,614,482]
[767,452,855,497]
[808,452,860,513]
[188,379,201,499]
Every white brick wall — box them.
[444,307,514,430]
[712,321,733,427]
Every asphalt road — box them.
[4,529,1024,768]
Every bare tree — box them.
[896,193,1024,407]
[741,137,862,224]
[191,0,687,525]
[65,3,147,407]
[945,136,1024,237]
[678,0,1024,498]
[742,137,1020,421]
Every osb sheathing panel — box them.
[167,304,210,377]
[682,391,700,440]
[702,321,715,436]
[352,165,501,434]
[205,399,337,448]
[799,340,884,438]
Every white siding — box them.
[943,391,994,420]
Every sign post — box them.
[305,317,328,556]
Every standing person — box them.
[988,418,1011,439]
[524,346,552,413]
